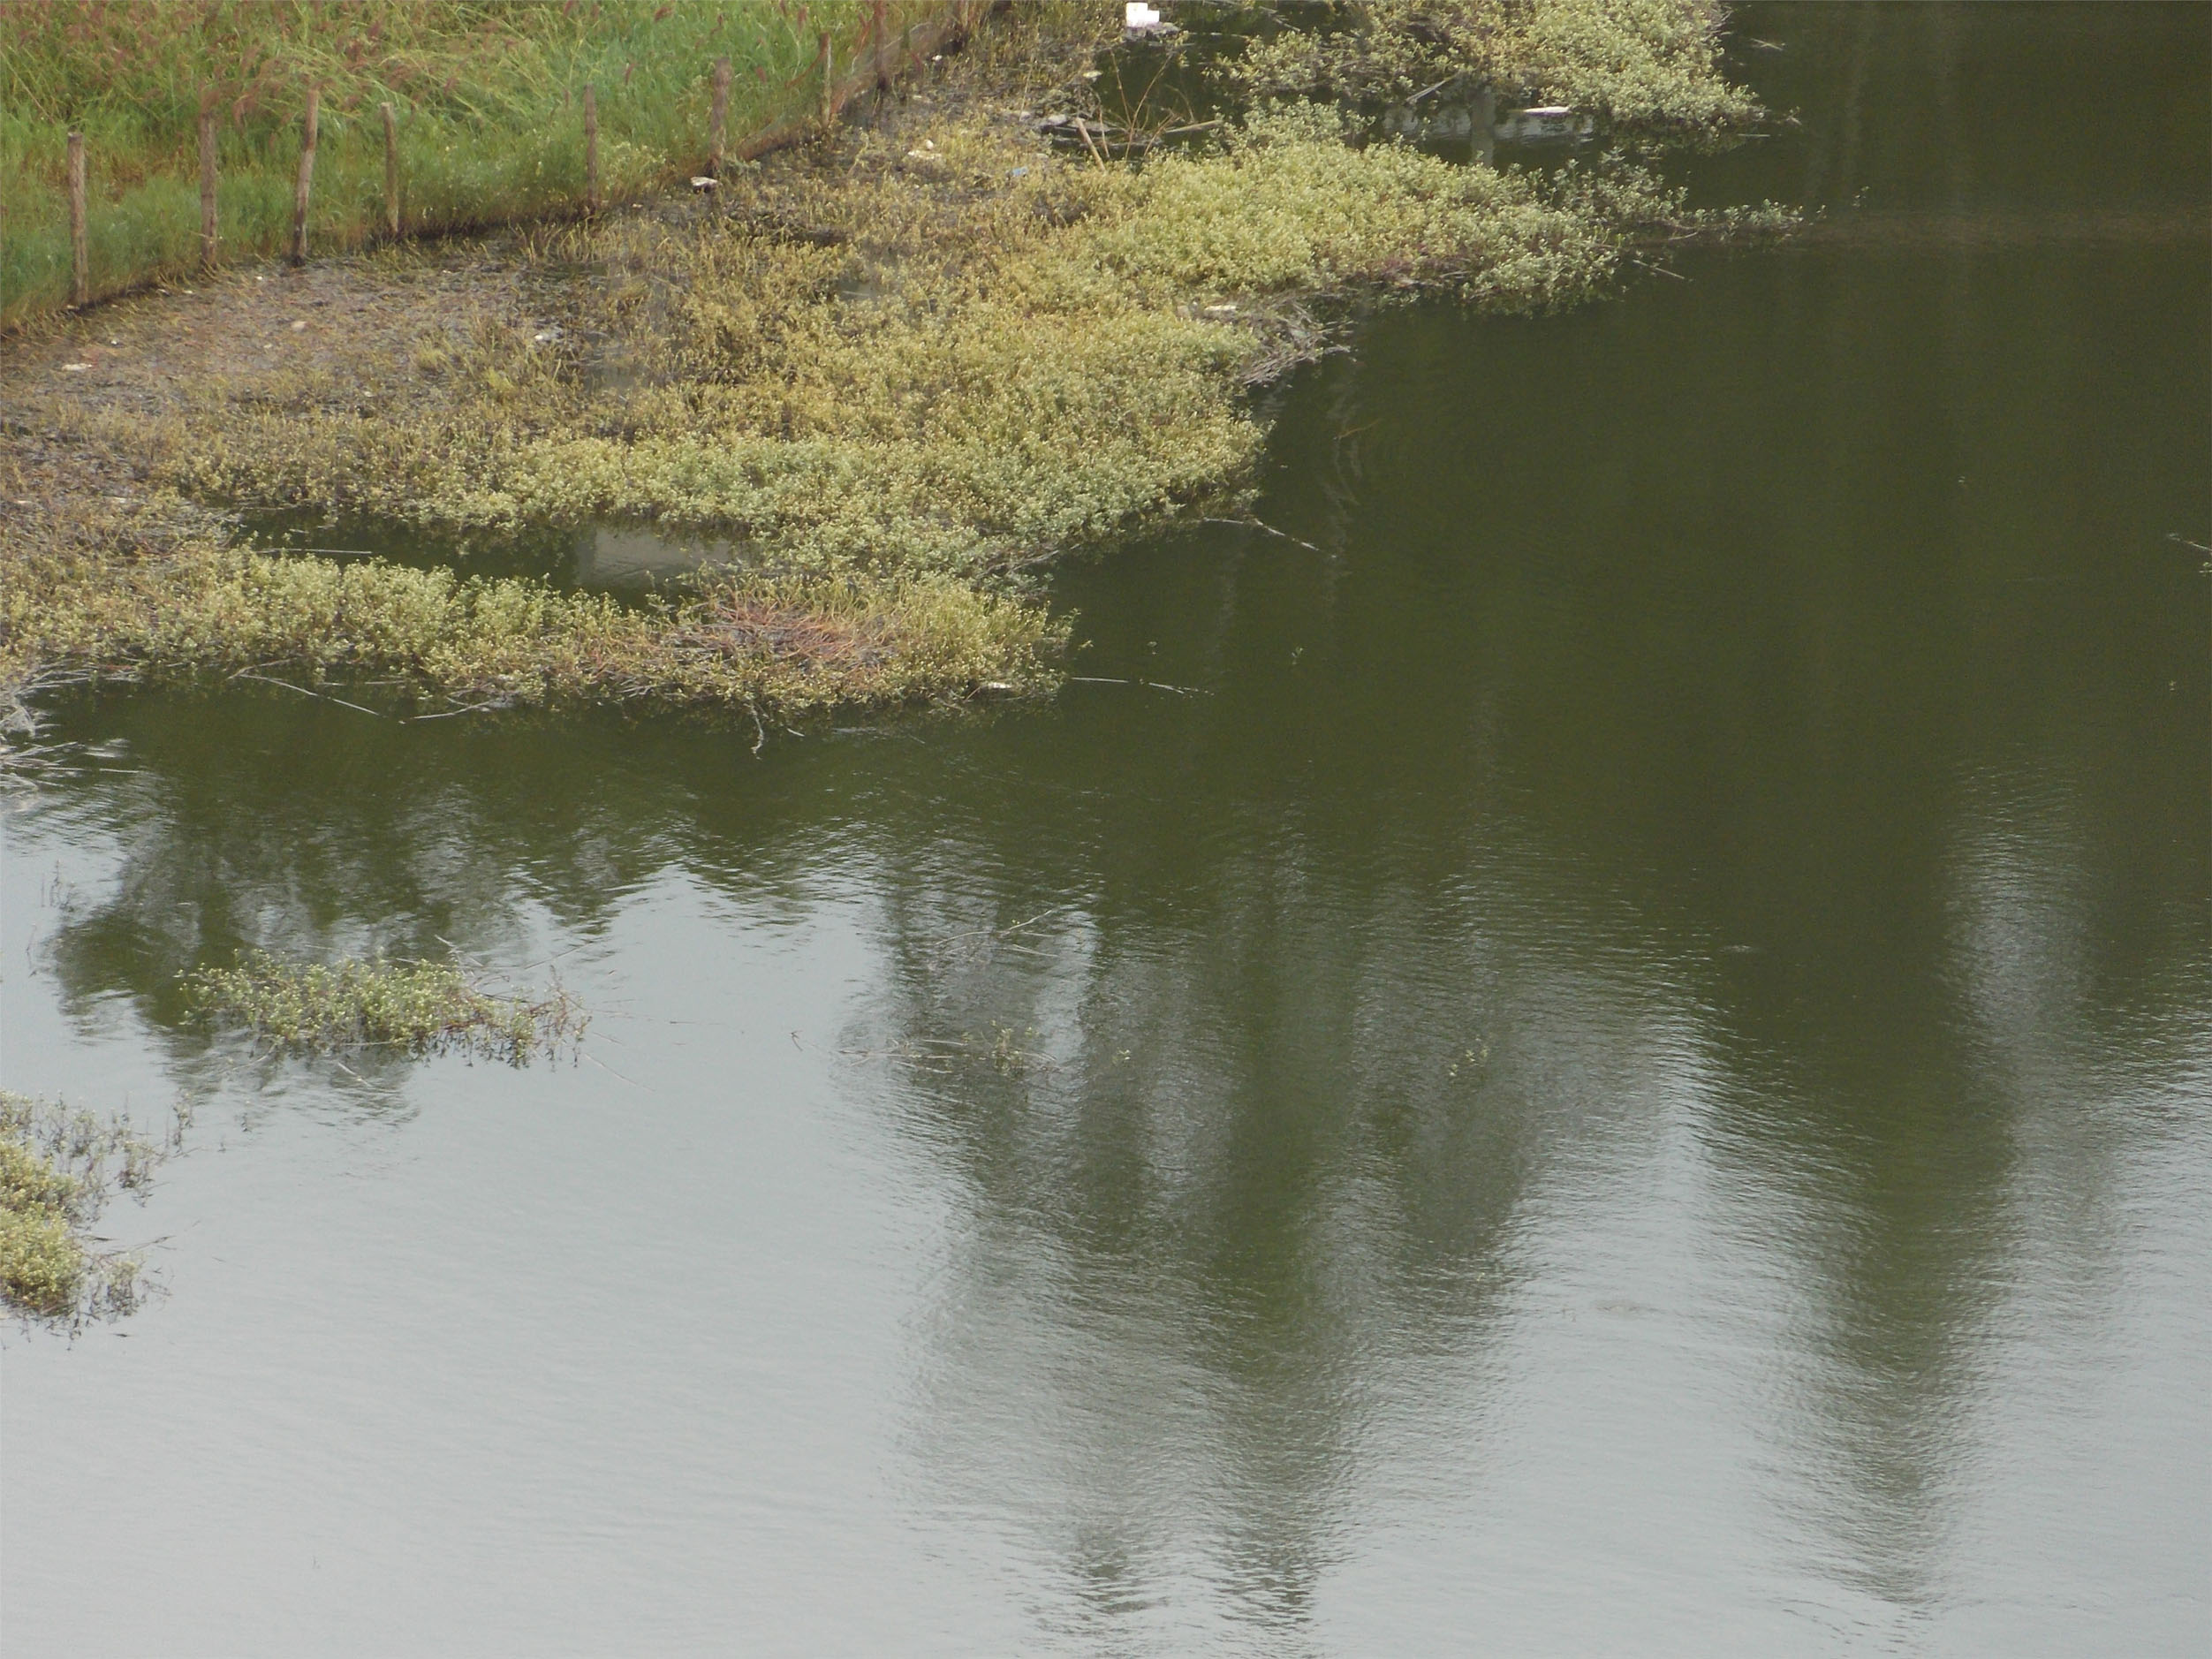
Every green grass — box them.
[2,0,967,328]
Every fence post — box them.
[198,110,219,268]
[291,87,319,265]
[582,84,599,214]
[816,31,834,127]
[67,132,88,308]
[709,56,731,177]
[382,102,400,238]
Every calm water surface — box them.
[4,6,2207,1654]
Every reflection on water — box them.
[574,526,737,586]
[4,4,2208,1655]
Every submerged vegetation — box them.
[183,950,587,1064]
[2,0,963,326]
[1,1091,178,1322]
[1,0,1779,730]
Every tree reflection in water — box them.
[19,2,2208,1640]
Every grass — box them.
[2,0,971,328]
[0,1090,178,1323]
[1,0,1780,727]
[0,530,1068,721]
[151,98,1774,574]
[1222,0,1763,135]
[182,949,588,1064]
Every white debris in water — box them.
[1124,3,1175,39]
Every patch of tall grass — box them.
[2,0,960,327]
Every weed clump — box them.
[0,533,1064,719]
[0,1091,177,1323]
[182,951,587,1064]
[1224,0,1762,135]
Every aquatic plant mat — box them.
[1,0,1782,731]
[1,1091,183,1325]
[183,951,587,1065]
[1221,0,1761,133]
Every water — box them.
[4,6,2206,1653]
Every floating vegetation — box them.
[0,1091,182,1325]
[182,951,587,1065]
[1221,0,1764,136]
[845,1023,1059,1078]
[0,538,1064,721]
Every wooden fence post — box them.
[382,102,400,238]
[67,132,88,307]
[582,83,599,214]
[198,110,219,268]
[709,56,731,176]
[291,87,319,265]
[816,31,834,126]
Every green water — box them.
[4,6,2207,1654]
